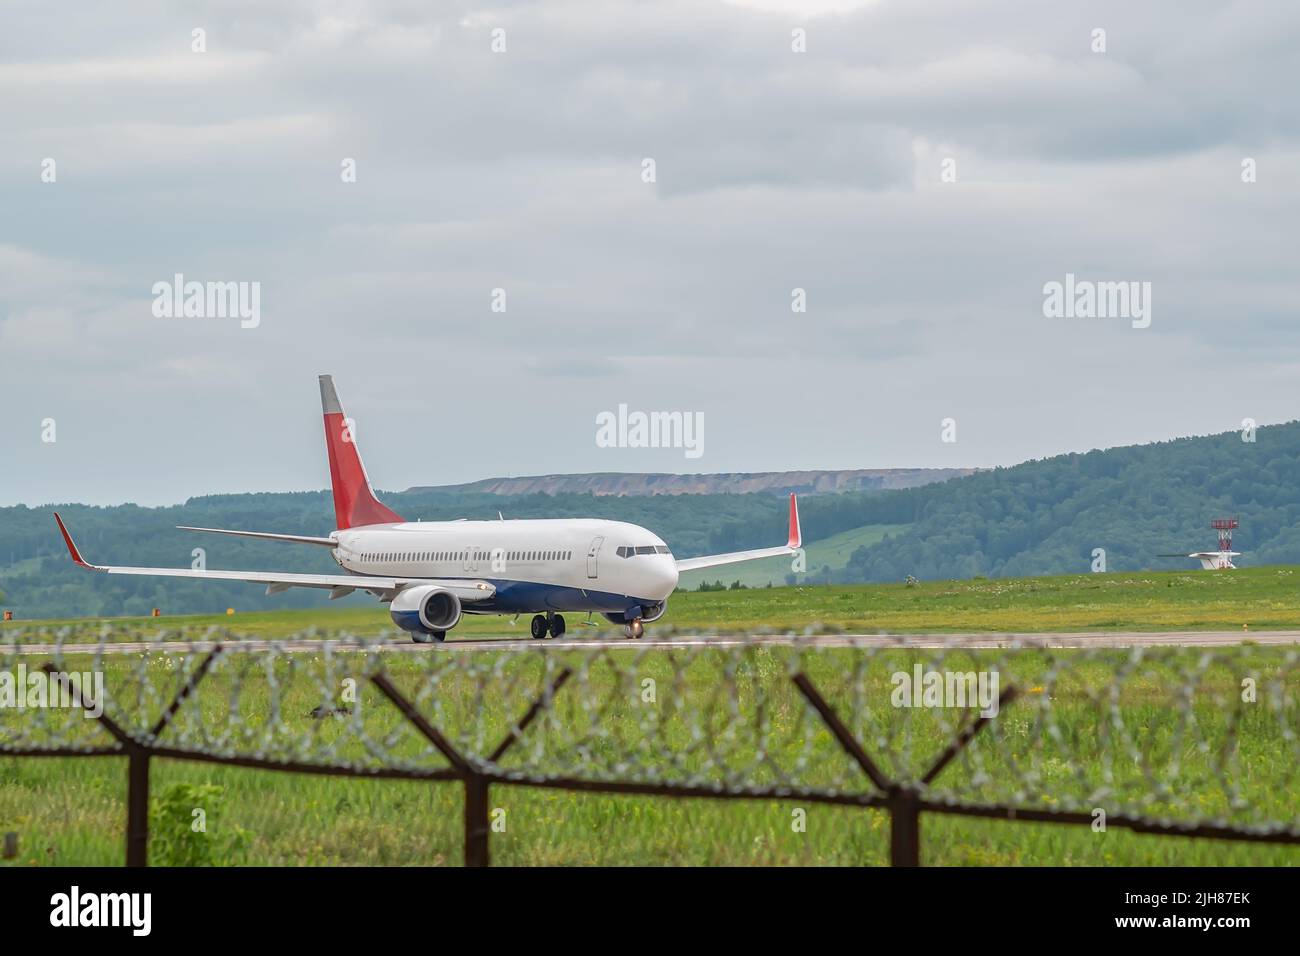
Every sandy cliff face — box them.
[410,468,974,497]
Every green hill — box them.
[837,421,1300,583]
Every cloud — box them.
[1,0,1297,505]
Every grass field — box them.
[8,564,1300,640]
[668,565,1300,633]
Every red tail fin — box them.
[319,375,405,530]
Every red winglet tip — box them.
[787,493,802,549]
[54,512,91,568]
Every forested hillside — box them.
[4,421,1299,619]
[837,421,1300,583]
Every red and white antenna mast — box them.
[1211,517,1238,552]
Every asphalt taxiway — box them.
[5,629,1298,655]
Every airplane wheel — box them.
[530,614,549,640]
[624,619,644,639]
[411,630,446,644]
[550,614,566,638]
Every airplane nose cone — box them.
[653,557,679,596]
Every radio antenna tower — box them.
[1211,517,1238,552]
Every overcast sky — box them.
[2,0,1297,507]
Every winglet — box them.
[787,493,802,549]
[54,512,94,569]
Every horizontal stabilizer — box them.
[178,526,339,547]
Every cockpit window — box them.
[617,545,673,558]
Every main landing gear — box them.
[624,618,644,640]
[411,630,446,644]
[530,613,567,640]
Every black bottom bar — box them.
[3,865,1287,941]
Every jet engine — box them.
[602,600,667,625]
[391,585,463,639]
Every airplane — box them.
[53,375,802,642]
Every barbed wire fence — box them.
[1,624,1299,866]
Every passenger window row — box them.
[357,550,575,563]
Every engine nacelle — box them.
[641,601,667,624]
[391,585,463,636]
[602,600,667,625]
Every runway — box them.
[5,629,1299,656]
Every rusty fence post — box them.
[793,670,1020,868]
[888,787,921,867]
[40,649,227,868]
[126,748,151,867]
[371,673,483,866]
[373,667,573,868]
[126,646,224,867]
[464,775,491,867]
[40,663,155,867]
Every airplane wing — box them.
[674,493,802,573]
[54,514,495,603]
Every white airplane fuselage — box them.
[331,518,679,620]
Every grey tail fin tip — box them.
[318,374,344,415]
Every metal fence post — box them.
[889,788,921,867]
[126,748,150,867]
[464,775,490,867]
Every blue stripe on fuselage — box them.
[341,567,663,618]
[470,578,660,616]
